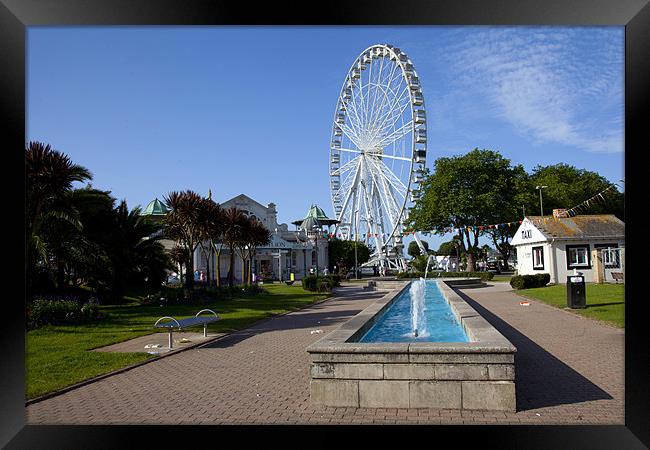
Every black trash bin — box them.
[567,274,586,308]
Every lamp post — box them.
[312,224,319,277]
[536,185,548,216]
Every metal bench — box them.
[611,272,624,283]
[154,309,219,349]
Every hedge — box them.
[510,273,551,289]
[396,271,494,281]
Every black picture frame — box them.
[2,0,648,448]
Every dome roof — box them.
[299,215,322,231]
[142,198,169,216]
[292,204,339,227]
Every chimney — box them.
[553,208,569,218]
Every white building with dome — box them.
[143,194,336,283]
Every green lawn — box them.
[26,284,328,399]
[515,283,624,328]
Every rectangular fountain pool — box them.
[307,279,517,411]
[357,279,469,343]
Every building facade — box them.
[193,195,331,283]
[511,210,624,284]
[141,194,334,283]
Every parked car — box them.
[486,259,501,274]
[346,266,376,279]
[166,275,181,285]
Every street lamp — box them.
[312,224,319,277]
[536,185,548,216]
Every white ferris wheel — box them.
[329,44,428,271]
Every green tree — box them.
[328,239,370,274]
[529,163,624,220]
[26,142,92,298]
[169,246,189,284]
[407,240,430,258]
[409,148,523,272]
[106,201,171,300]
[245,219,271,285]
[437,239,460,256]
[41,186,116,292]
[482,164,533,269]
[411,254,429,272]
[234,214,253,285]
[222,207,248,286]
[163,190,203,290]
[195,197,223,287]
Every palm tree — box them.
[195,197,223,287]
[47,186,120,289]
[163,191,203,290]
[222,207,247,286]
[234,216,252,286]
[169,246,189,284]
[246,219,271,285]
[205,203,225,287]
[26,142,92,298]
[107,201,170,300]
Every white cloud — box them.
[436,28,624,154]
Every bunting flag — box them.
[565,183,619,217]
[401,217,529,237]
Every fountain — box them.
[409,277,426,338]
[423,254,436,279]
[307,278,517,411]
[410,255,438,338]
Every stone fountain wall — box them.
[306,280,517,411]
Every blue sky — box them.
[27,26,624,251]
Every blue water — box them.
[357,280,469,343]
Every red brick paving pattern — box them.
[26,283,623,425]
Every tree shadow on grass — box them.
[454,290,614,411]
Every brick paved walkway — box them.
[26,282,623,425]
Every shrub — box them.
[510,273,550,289]
[302,275,340,292]
[27,297,104,329]
[509,275,526,290]
[302,275,319,291]
[535,273,551,286]
[316,279,333,292]
[328,274,342,286]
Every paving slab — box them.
[26,282,624,425]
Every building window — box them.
[566,245,591,269]
[312,251,317,266]
[594,243,620,268]
[532,246,544,270]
